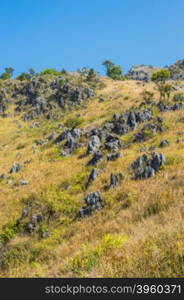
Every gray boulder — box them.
[151,152,166,172]
[10,163,22,174]
[78,191,104,218]
[107,152,122,161]
[160,140,169,148]
[87,135,101,154]
[87,151,104,166]
[126,65,156,81]
[19,180,29,186]
[131,152,166,180]
[105,135,122,151]
[86,168,99,187]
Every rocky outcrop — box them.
[133,123,164,143]
[107,152,122,161]
[157,101,183,112]
[105,135,122,151]
[55,128,84,156]
[86,168,99,187]
[112,109,152,136]
[10,163,22,174]
[87,135,101,154]
[127,59,184,81]
[131,153,166,180]
[169,59,184,81]
[78,191,104,218]
[126,65,157,81]
[87,151,104,166]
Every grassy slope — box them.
[0,78,184,277]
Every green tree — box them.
[151,69,171,101]
[0,67,14,80]
[28,68,36,76]
[102,60,123,80]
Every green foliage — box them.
[151,69,170,82]
[163,83,173,100]
[0,220,21,245]
[16,68,37,81]
[60,68,67,74]
[173,93,184,102]
[102,60,124,80]
[40,68,62,76]
[28,68,36,75]
[0,67,14,80]
[17,72,31,81]
[64,117,83,128]
[151,69,171,101]
[16,143,27,150]
[86,68,97,82]
[1,244,29,269]
[71,234,128,275]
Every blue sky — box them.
[0,0,184,75]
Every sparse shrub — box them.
[173,93,184,102]
[141,90,154,101]
[1,244,29,269]
[151,69,171,101]
[0,220,21,245]
[16,143,27,150]
[71,234,127,275]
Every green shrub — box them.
[141,90,154,101]
[173,93,184,102]
[64,117,83,128]
[40,69,62,76]
[0,220,21,245]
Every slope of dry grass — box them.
[0,78,184,277]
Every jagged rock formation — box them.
[126,65,157,81]
[133,123,165,143]
[87,151,104,166]
[10,163,22,174]
[126,59,184,81]
[0,74,96,119]
[131,152,166,179]
[86,168,99,187]
[169,59,184,80]
[78,191,104,218]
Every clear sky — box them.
[0,0,184,75]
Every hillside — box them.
[0,71,184,278]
